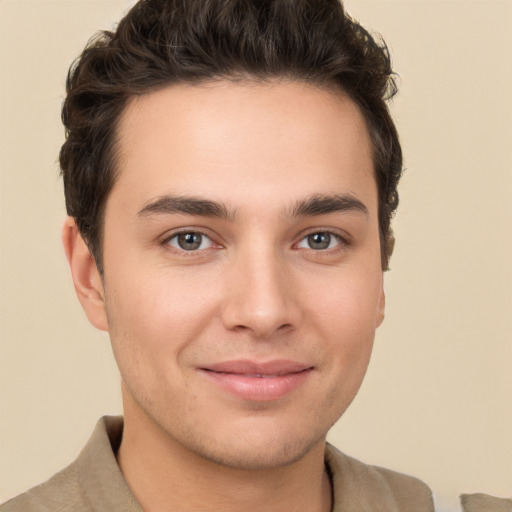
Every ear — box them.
[62,217,108,332]
[376,282,386,328]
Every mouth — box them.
[198,360,314,401]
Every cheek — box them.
[302,266,381,386]
[103,266,223,373]
[303,265,383,336]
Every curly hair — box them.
[60,0,402,273]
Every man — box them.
[2,1,508,511]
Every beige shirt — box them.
[1,416,509,512]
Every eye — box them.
[297,232,342,251]
[166,231,214,251]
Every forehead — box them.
[112,80,376,215]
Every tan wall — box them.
[1,1,510,510]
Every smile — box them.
[199,360,314,401]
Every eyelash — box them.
[295,230,349,252]
[161,229,218,255]
[160,228,350,254]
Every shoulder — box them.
[0,416,132,512]
[460,493,512,512]
[0,461,86,512]
[325,443,435,512]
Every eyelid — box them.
[293,228,351,250]
[160,228,222,252]
[158,226,351,253]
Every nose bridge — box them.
[221,241,300,337]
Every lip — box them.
[198,359,313,401]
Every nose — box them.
[220,248,302,338]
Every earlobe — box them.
[62,217,109,332]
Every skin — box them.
[63,80,385,512]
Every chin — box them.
[179,421,328,470]
[198,442,317,470]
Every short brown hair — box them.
[60,0,402,272]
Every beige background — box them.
[0,0,511,510]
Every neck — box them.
[117,394,332,512]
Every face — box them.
[98,81,384,469]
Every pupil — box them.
[178,232,201,250]
[309,232,330,250]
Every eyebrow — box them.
[137,196,234,219]
[290,194,369,218]
[137,193,368,220]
